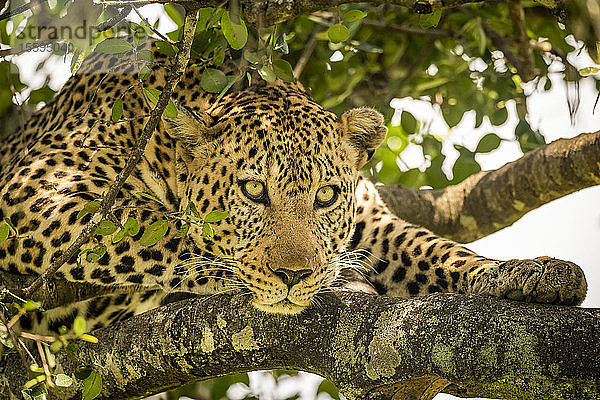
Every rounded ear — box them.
[340,107,387,168]
[162,103,217,158]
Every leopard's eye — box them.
[315,185,339,208]
[241,180,267,202]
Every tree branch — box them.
[377,130,600,242]
[96,0,565,26]
[508,0,535,81]
[2,292,599,399]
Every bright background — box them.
[8,5,600,400]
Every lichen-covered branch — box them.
[97,0,565,26]
[378,130,600,243]
[2,292,599,400]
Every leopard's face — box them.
[166,83,386,314]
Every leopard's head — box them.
[164,82,386,313]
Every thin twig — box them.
[293,25,323,79]
[361,18,453,38]
[132,5,174,43]
[35,339,52,386]
[482,22,523,74]
[0,0,47,21]
[0,325,56,342]
[508,0,534,81]
[395,37,436,95]
[95,4,133,32]
[0,310,28,368]
[21,7,200,298]
[0,40,55,58]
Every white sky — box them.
[9,6,600,400]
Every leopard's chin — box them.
[252,298,308,315]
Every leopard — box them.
[0,44,587,335]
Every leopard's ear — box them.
[162,103,217,158]
[340,107,387,168]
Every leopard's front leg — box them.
[351,179,587,305]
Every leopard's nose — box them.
[269,266,313,288]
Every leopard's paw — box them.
[469,257,587,305]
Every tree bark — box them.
[104,0,565,26]
[1,292,599,400]
[378,130,600,242]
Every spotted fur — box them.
[0,45,587,333]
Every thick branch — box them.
[96,0,565,26]
[2,293,599,399]
[377,130,600,242]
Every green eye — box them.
[315,185,339,208]
[241,180,267,202]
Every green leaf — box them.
[155,40,178,57]
[123,217,140,237]
[73,316,86,337]
[579,66,600,77]
[111,99,123,122]
[77,200,100,219]
[401,111,417,134]
[79,334,98,343]
[204,210,229,223]
[111,230,126,244]
[95,220,117,236]
[475,133,501,153]
[213,46,225,66]
[328,24,350,43]
[54,374,73,388]
[137,191,164,205]
[82,369,102,400]
[164,100,178,118]
[174,223,190,238]
[95,38,134,54]
[139,66,151,81]
[317,379,340,399]
[50,340,63,353]
[186,201,200,218]
[74,366,93,380]
[343,10,367,23]
[201,223,214,240]
[243,49,261,64]
[130,22,148,47]
[490,106,508,125]
[515,120,545,152]
[164,4,183,26]
[201,68,228,93]
[419,10,442,28]
[137,49,153,63]
[85,243,107,263]
[197,7,215,31]
[70,50,87,75]
[4,217,17,235]
[23,300,41,312]
[220,11,248,50]
[28,86,56,105]
[140,220,169,247]
[0,223,9,243]
[272,59,294,82]
[142,88,178,118]
[274,33,289,54]
[258,64,276,82]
